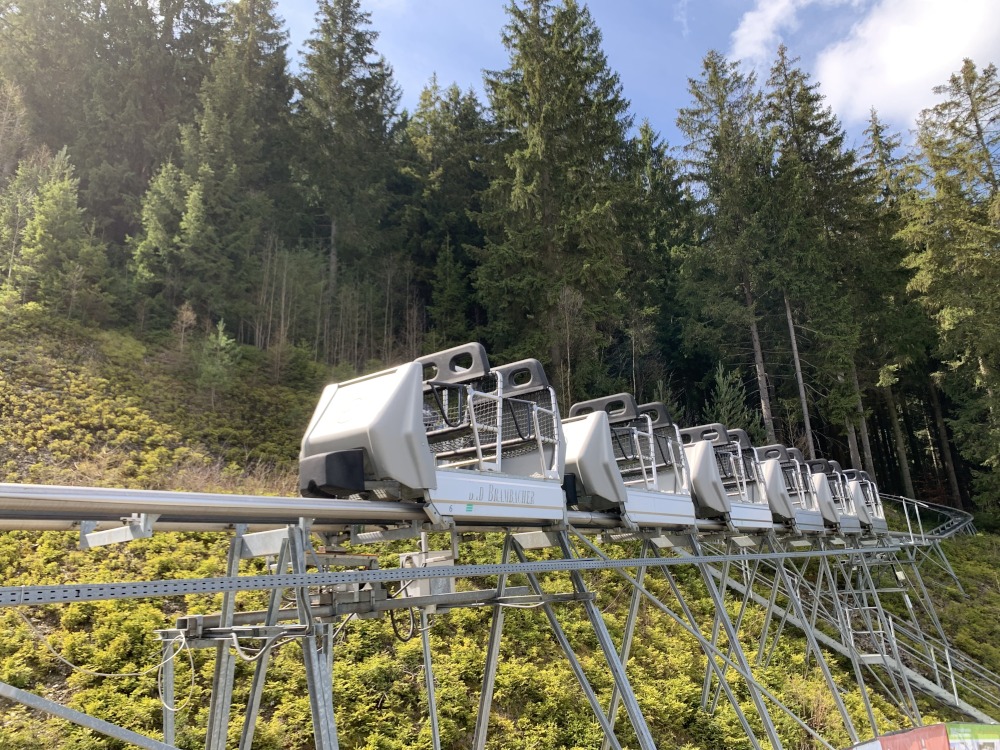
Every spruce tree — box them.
[478,0,632,403]
[399,78,489,346]
[900,59,1000,503]
[296,0,401,363]
[764,46,868,458]
[14,159,107,320]
[0,0,221,243]
[132,0,294,334]
[676,50,777,442]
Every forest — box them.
[1,2,1000,747]
[0,0,998,512]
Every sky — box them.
[276,0,1000,151]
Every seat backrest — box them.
[756,443,790,462]
[808,458,833,476]
[415,342,490,386]
[492,358,551,398]
[569,393,640,423]
[728,428,754,450]
[679,423,731,446]
[637,402,674,429]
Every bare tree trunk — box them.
[928,377,962,507]
[882,385,915,498]
[784,292,815,460]
[845,418,862,469]
[742,279,776,444]
[850,362,876,475]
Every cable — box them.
[17,608,182,679]
[17,608,198,714]
[389,603,415,641]
[157,634,196,713]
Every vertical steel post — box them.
[239,537,290,750]
[600,539,649,750]
[769,538,859,744]
[553,531,658,750]
[420,609,440,750]
[473,534,513,750]
[688,535,784,750]
[289,523,339,750]
[205,524,245,750]
[161,638,175,747]
[511,537,625,750]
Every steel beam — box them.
[0,680,179,750]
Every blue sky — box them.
[277,0,999,152]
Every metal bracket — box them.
[351,520,423,544]
[81,514,160,549]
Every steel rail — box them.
[0,482,894,543]
[0,544,901,608]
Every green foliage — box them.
[900,59,1000,505]
[702,362,766,444]
[478,0,635,404]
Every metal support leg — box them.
[555,530,658,750]
[769,537,859,745]
[710,550,764,714]
[205,525,245,750]
[289,524,339,750]
[701,544,732,711]
[856,552,922,725]
[0,680,178,750]
[600,539,649,750]
[420,608,441,750]
[512,538,625,750]
[239,538,291,750]
[473,534,513,750]
[689,535,784,750]
[161,638,175,746]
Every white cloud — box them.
[673,0,691,38]
[730,0,807,69]
[729,0,866,71]
[815,0,1000,130]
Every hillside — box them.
[0,308,970,750]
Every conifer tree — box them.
[676,50,777,442]
[901,59,1000,502]
[14,158,107,320]
[478,0,632,403]
[132,0,294,333]
[0,0,221,243]
[764,46,868,458]
[399,78,489,345]
[296,0,401,362]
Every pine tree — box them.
[132,0,294,334]
[764,46,868,458]
[676,50,777,442]
[900,59,1000,503]
[296,0,401,363]
[478,0,632,403]
[14,159,107,320]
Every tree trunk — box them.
[882,385,915,498]
[928,377,962,507]
[742,279,776,444]
[845,418,862,470]
[784,291,815,460]
[850,361,876,475]
[326,217,339,362]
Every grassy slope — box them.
[0,307,960,749]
